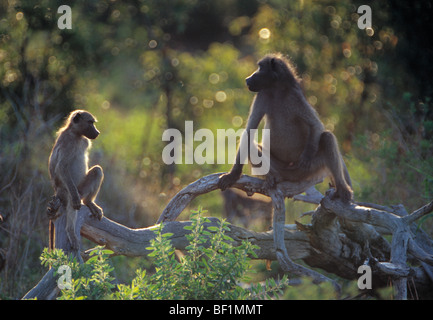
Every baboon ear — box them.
[270,58,279,80]
[270,58,276,69]
[73,113,82,123]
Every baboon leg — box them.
[319,131,353,202]
[79,165,103,202]
[78,165,104,220]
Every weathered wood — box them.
[24,173,433,300]
[22,268,59,300]
[320,191,433,300]
[156,173,342,290]
[23,207,84,300]
[157,173,323,223]
[80,209,312,261]
[268,188,340,292]
[54,212,83,263]
[23,207,315,299]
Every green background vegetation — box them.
[1,0,432,299]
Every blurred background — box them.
[1,0,432,299]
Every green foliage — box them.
[41,247,115,300]
[3,0,433,300]
[115,208,288,300]
[283,278,337,300]
[40,208,288,300]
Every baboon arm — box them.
[232,101,265,172]
[246,96,266,128]
[218,97,265,191]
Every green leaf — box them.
[162,232,174,238]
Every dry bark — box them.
[24,173,433,300]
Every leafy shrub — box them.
[41,247,115,300]
[40,208,288,300]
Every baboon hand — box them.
[218,172,240,191]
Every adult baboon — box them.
[218,53,353,202]
[48,110,104,250]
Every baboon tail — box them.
[49,220,55,251]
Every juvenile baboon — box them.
[48,110,104,250]
[218,53,353,202]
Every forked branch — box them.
[24,173,433,300]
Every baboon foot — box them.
[87,203,104,220]
[263,174,277,191]
[218,172,241,191]
[331,186,353,203]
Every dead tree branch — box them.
[24,173,433,300]
[157,173,340,290]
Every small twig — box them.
[403,200,433,225]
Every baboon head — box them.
[245,53,300,92]
[69,110,100,139]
